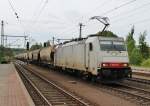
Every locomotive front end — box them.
[97,37,132,81]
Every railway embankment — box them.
[131,66,150,80]
[132,66,150,72]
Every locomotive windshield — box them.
[100,41,126,51]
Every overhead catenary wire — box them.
[27,0,50,34]
[132,18,150,25]
[27,0,45,29]
[110,1,150,23]
[7,0,28,33]
[56,0,137,38]
[7,0,19,19]
[7,0,15,13]
[109,16,150,31]
[48,0,113,34]
[56,0,114,36]
[22,0,72,36]
[8,0,49,37]
[7,0,30,48]
[33,0,45,16]
[73,0,113,22]
[100,0,137,16]
[107,1,150,29]
[30,0,133,38]
[31,0,49,26]
[7,0,149,44]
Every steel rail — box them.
[15,63,52,106]
[112,82,150,105]
[15,61,90,106]
[127,77,150,85]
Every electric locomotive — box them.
[54,36,132,82]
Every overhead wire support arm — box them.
[4,35,28,48]
[57,38,72,41]
[4,35,28,38]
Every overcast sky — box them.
[0,0,150,48]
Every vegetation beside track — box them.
[126,26,150,68]
[141,59,150,68]
[132,59,150,68]
[0,46,24,63]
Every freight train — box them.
[15,36,132,82]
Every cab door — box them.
[86,43,94,71]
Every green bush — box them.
[130,48,143,65]
[141,59,150,67]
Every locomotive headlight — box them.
[102,63,109,67]
[102,63,106,67]
[123,63,128,67]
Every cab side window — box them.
[89,43,93,51]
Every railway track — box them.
[15,61,150,106]
[86,77,150,106]
[92,81,150,106]
[15,63,51,106]
[127,77,150,85]
[113,82,150,105]
[122,78,150,92]
[14,62,91,106]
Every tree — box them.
[97,30,118,37]
[30,42,42,50]
[138,31,149,59]
[0,46,4,62]
[130,48,143,65]
[46,40,51,46]
[126,26,136,56]
[0,46,13,63]
[126,26,135,43]
[127,39,136,56]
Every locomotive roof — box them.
[98,36,124,41]
[61,39,86,47]
[59,36,124,47]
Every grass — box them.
[131,58,150,69]
[141,59,150,68]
